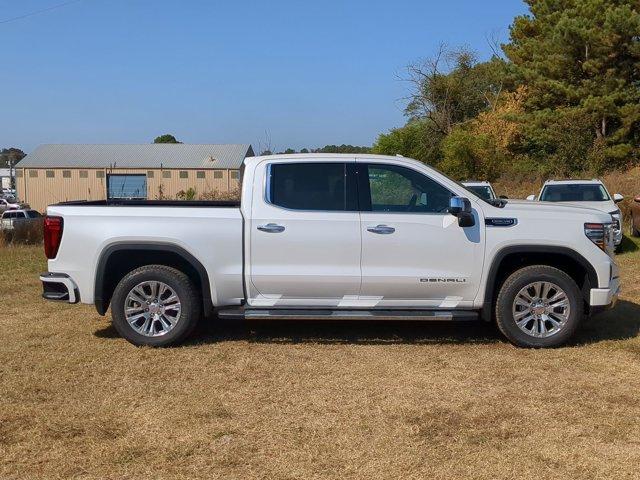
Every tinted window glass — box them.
[269,163,354,211]
[540,184,610,202]
[26,211,41,218]
[361,164,453,213]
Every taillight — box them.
[584,222,613,252]
[44,216,63,259]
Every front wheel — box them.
[111,265,202,347]
[495,265,583,348]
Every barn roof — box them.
[19,144,254,169]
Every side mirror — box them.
[613,193,624,203]
[499,195,509,200]
[526,195,536,201]
[448,196,475,227]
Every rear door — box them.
[248,160,361,307]
[357,161,484,308]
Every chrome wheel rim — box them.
[512,281,570,338]
[124,281,181,337]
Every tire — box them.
[111,265,202,347]
[495,265,583,348]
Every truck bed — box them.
[46,200,245,309]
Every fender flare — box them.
[480,245,599,321]
[94,242,214,316]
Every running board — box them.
[217,307,478,322]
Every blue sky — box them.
[1,0,529,153]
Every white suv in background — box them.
[527,180,624,247]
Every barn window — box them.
[63,170,71,178]
[213,170,223,179]
[147,170,154,178]
[46,170,55,178]
[16,170,23,178]
[180,171,188,179]
[162,171,171,179]
[230,170,239,180]
[96,171,105,178]
[79,170,88,178]
[196,171,205,179]
[107,174,147,199]
[29,170,38,178]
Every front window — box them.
[360,163,454,213]
[267,162,356,211]
[464,185,495,201]
[540,184,610,202]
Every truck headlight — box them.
[609,209,621,231]
[585,222,614,252]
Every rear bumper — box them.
[40,272,79,303]
[589,276,620,308]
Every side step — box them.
[217,307,478,322]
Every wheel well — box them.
[482,248,597,321]
[95,245,213,316]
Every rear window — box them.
[540,184,610,202]
[267,162,356,211]
[26,211,41,218]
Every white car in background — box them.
[527,180,624,247]
[462,181,498,202]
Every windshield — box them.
[540,184,610,202]
[464,185,495,201]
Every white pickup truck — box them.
[40,154,620,348]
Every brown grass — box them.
[2,243,640,479]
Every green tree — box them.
[372,120,443,166]
[0,148,26,168]
[313,144,371,154]
[503,0,640,168]
[440,127,506,181]
[153,134,181,144]
[405,47,509,134]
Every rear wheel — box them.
[495,265,583,348]
[111,265,201,347]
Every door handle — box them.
[367,225,395,235]
[257,223,285,233]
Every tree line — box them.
[372,0,640,181]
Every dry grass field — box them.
[2,240,640,480]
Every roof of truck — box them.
[18,144,254,169]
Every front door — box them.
[358,161,484,308]
[248,160,361,307]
